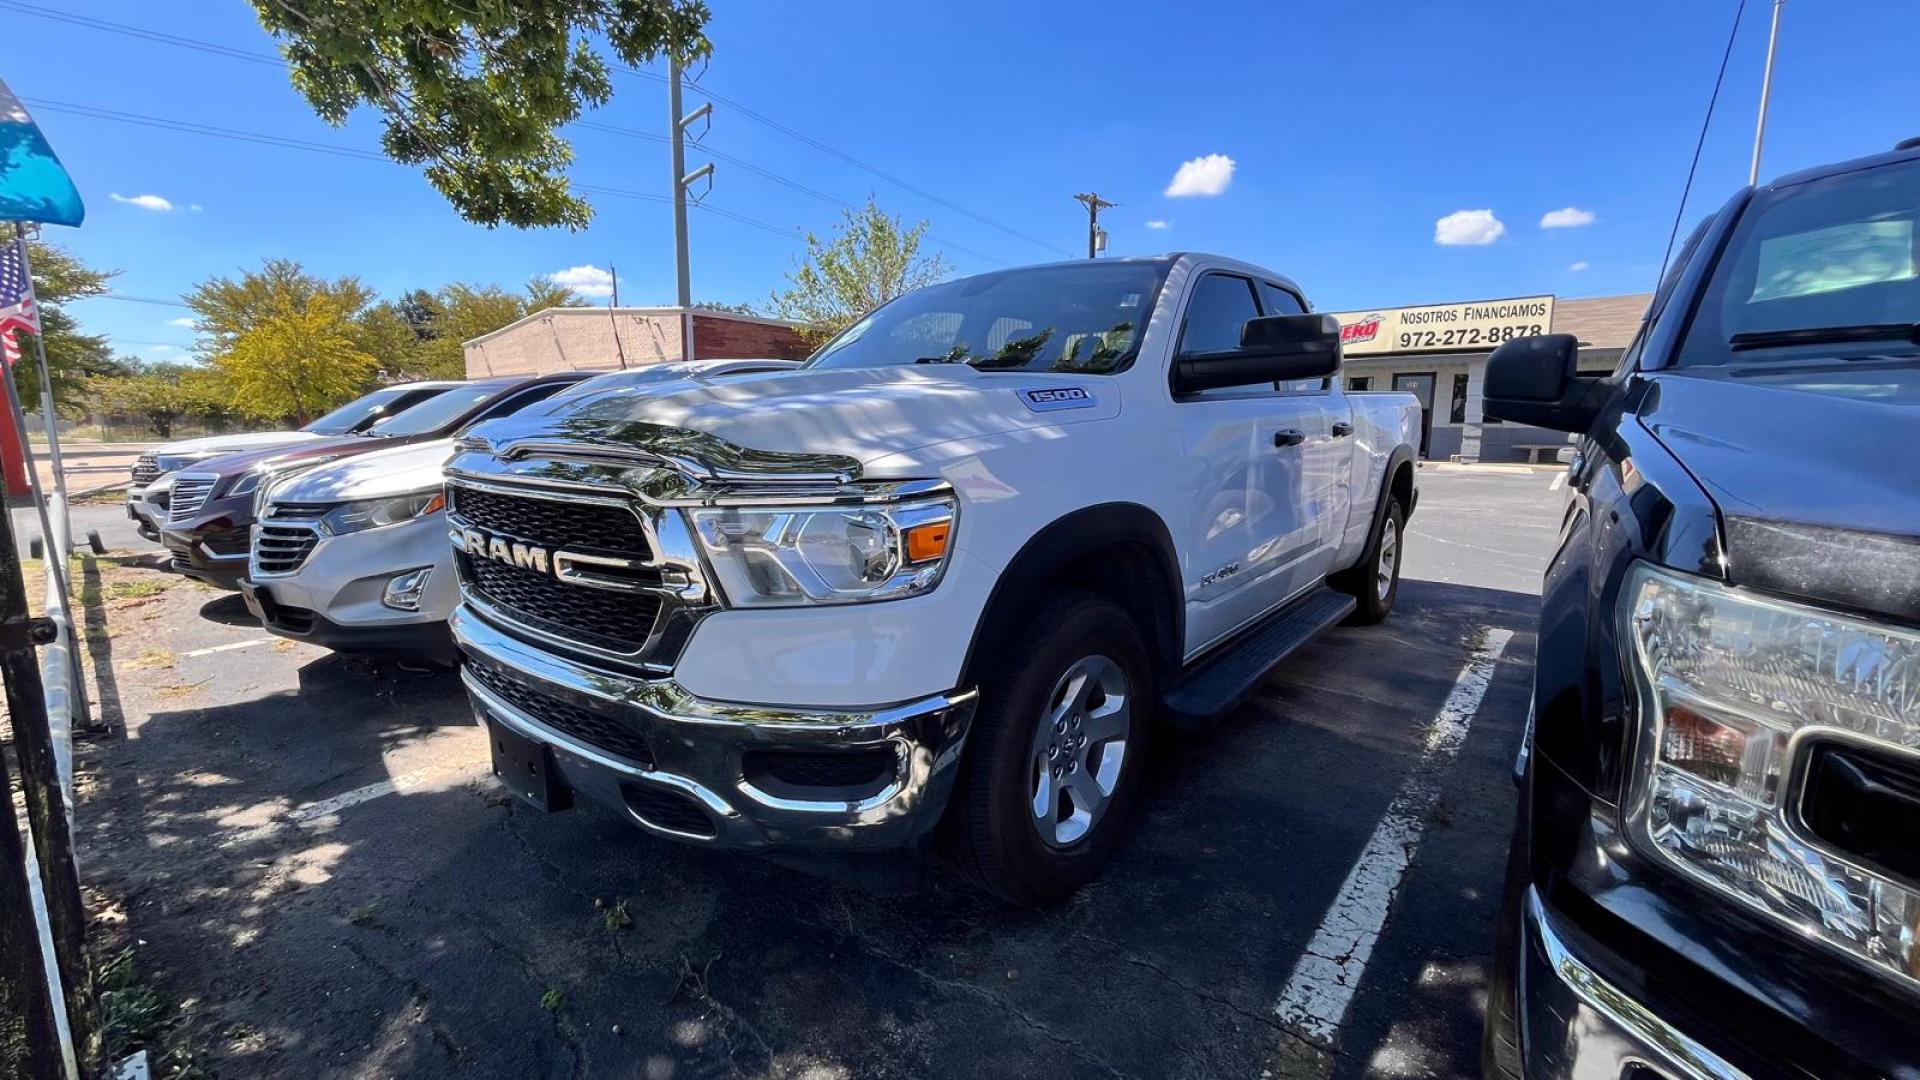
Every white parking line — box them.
[220,752,490,846]
[1548,471,1567,492]
[1271,626,1515,1050]
[180,637,278,658]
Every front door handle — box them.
[1273,429,1306,448]
[1331,421,1354,438]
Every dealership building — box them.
[1323,292,1651,462]
[463,306,810,378]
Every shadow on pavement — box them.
[75,579,1538,1078]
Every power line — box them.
[94,294,193,309]
[15,2,1042,264]
[632,68,1074,259]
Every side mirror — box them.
[1483,333,1608,433]
[1172,314,1341,395]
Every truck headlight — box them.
[688,496,955,606]
[317,490,446,536]
[1622,562,1920,986]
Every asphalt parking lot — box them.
[48,464,1563,1079]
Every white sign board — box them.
[1323,295,1554,356]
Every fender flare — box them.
[960,502,1184,690]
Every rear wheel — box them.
[1334,496,1403,625]
[947,592,1151,906]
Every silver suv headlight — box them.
[687,496,955,607]
[1622,562,1920,987]
[317,490,446,536]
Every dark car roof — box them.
[1764,140,1920,191]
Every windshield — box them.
[804,261,1171,374]
[304,386,425,434]
[1674,158,1920,367]
[366,385,505,437]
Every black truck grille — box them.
[460,556,660,654]
[467,661,656,769]
[448,485,651,554]
[449,482,661,655]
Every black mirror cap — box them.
[1485,334,1580,402]
[1171,314,1341,395]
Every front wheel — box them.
[946,592,1152,906]
[1335,497,1404,624]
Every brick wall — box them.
[464,309,809,377]
[690,314,811,360]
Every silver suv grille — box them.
[168,474,218,522]
[130,454,161,486]
[252,504,327,576]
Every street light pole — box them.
[1749,0,1786,186]
[1073,192,1116,259]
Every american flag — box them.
[0,236,41,341]
[1,329,19,368]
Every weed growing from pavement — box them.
[603,898,633,933]
[104,578,170,602]
[132,650,176,671]
[347,903,378,926]
[540,988,566,1011]
[98,946,208,1079]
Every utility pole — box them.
[1073,192,1116,259]
[669,63,715,360]
[1749,0,1785,185]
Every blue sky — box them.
[14,0,1920,364]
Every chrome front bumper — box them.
[450,605,978,852]
[1519,887,1746,1080]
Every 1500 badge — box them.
[1020,386,1095,412]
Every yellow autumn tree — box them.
[212,294,378,424]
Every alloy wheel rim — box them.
[1029,654,1130,848]
[1376,517,1399,601]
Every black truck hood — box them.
[1639,363,1920,623]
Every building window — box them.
[1348,376,1371,391]
[1450,373,1469,423]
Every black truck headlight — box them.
[1622,562,1920,986]
[687,496,955,607]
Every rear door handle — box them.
[1273,429,1306,448]
[1331,422,1354,438]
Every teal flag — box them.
[0,79,84,227]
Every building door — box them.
[1392,372,1437,458]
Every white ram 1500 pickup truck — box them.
[448,254,1421,903]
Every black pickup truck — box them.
[1480,142,1920,1078]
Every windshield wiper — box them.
[1729,323,1920,350]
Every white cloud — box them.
[1568,260,1590,272]
[1540,206,1596,229]
[547,264,615,298]
[110,193,175,212]
[1145,219,1170,230]
[1433,209,1506,246]
[166,317,197,328]
[1164,154,1236,198]
[188,204,204,212]
[141,344,183,357]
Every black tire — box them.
[946,591,1152,906]
[1481,816,1529,1080]
[1334,496,1403,625]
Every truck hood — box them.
[158,430,319,457]
[271,438,453,503]
[476,364,1122,471]
[1641,364,1920,621]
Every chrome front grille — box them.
[168,474,218,522]
[252,504,326,576]
[131,454,160,486]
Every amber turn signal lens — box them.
[422,492,447,516]
[904,521,951,564]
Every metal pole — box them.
[1749,0,1785,186]
[669,61,693,360]
[13,231,89,732]
[1073,193,1115,259]
[0,353,92,1074]
[0,735,64,1080]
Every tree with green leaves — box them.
[90,361,233,438]
[404,280,586,379]
[214,294,379,424]
[768,199,952,343]
[8,241,123,417]
[250,0,712,230]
